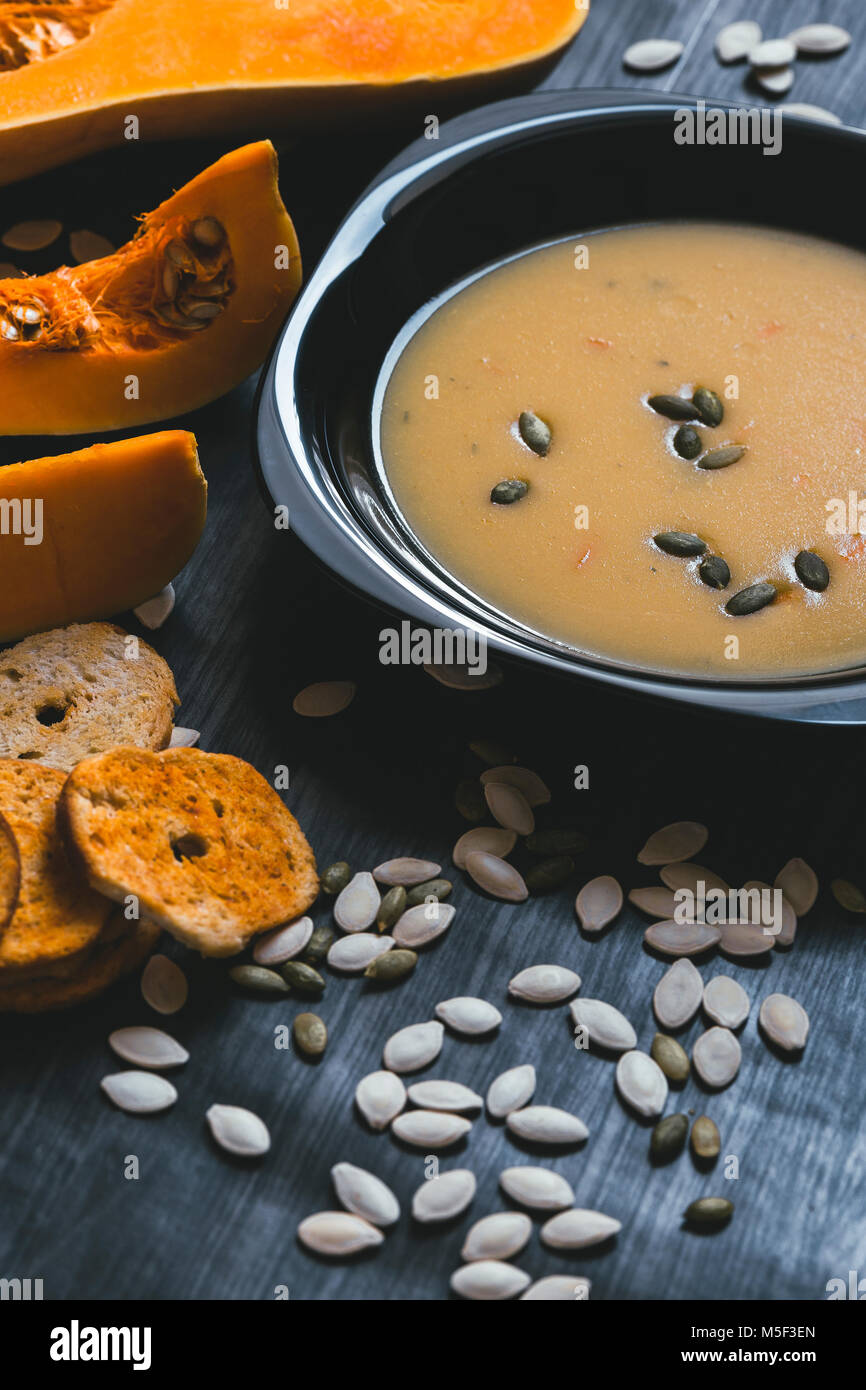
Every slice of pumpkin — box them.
[0,430,206,641]
[0,2,590,185]
[0,141,301,433]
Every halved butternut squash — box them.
[0,141,301,433]
[0,1,590,185]
[0,430,206,641]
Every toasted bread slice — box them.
[0,622,178,773]
[0,761,114,975]
[0,809,21,935]
[0,916,160,1012]
[60,747,319,956]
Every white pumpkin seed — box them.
[653,958,702,1028]
[779,102,841,125]
[411,1169,476,1222]
[391,1110,471,1148]
[479,764,551,805]
[169,726,200,747]
[615,1050,668,1117]
[450,1260,530,1300]
[499,1165,574,1211]
[333,871,380,932]
[452,826,517,868]
[423,660,503,690]
[407,1079,483,1112]
[508,964,581,1004]
[660,861,728,894]
[373,857,440,886]
[133,583,175,630]
[101,1070,177,1114]
[715,19,761,63]
[253,916,313,965]
[392,901,455,948]
[787,23,850,55]
[108,1026,189,1070]
[487,1063,536,1118]
[506,1105,588,1145]
[576,874,623,931]
[520,1275,591,1300]
[623,38,683,72]
[750,38,796,67]
[355,1070,406,1129]
[1,217,62,251]
[628,885,680,918]
[703,975,750,1030]
[540,1208,622,1249]
[465,850,528,902]
[327,933,393,972]
[718,920,775,958]
[756,65,794,94]
[141,953,187,1014]
[292,680,356,717]
[382,1020,444,1073]
[69,227,114,262]
[569,998,636,1052]
[759,993,809,1051]
[435,996,502,1035]
[645,920,720,957]
[297,1211,383,1255]
[774,858,818,916]
[692,1027,741,1087]
[206,1103,271,1156]
[638,821,708,865]
[331,1161,400,1227]
[461,1211,531,1262]
[484,781,534,835]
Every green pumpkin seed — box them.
[302,925,335,965]
[282,961,326,995]
[831,878,866,913]
[321,861,351,895]
[469,738,517,767]
[725,581,777,616]
[377,885,407,931]
[673,425,702,459]
[692,387,724,427]
[648,393,696,421]
[698,444,746,471]
[518,410,552,456]
[228,965,289,997]
[650,1113,689,1161]
[455,778,485,822]
[525,855,575,894]
[654,531,706,557]
[293,1012,327,1057]
[684,1197,733,1227]
[491,478,529,505]
[406,878,452,908]
[651,1032,690,1083]
[691,1115,721,1159]
[699,555,731,590]
[524,827,588,855]
[794,550,830,592]
[364,949,418,982]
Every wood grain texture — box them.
[1,0,865,1302]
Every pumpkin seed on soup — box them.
[699,555,731,590]
[491,478,529,505]
[653,531,706,557]
[517,411,551,456]
[673,425,702,460]
[725,581,777,616]
[794,550,830,592]
[692,387,724,427]
[698,444,746,471]
[648,393,696,421]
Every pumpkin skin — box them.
[0,1,590,186]
[0,431,206,641]
[0,141,301,434]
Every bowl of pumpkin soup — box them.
[257,91,866,721]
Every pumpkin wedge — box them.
[0,1,590,185]
[0,141,301,433]
[0,430,205,641]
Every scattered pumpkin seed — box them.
[570,998,636,1052]
[517,410,552,456]
[408,1080,483,1112]
[521,1276,592,1300]
[484,780,534,835]
[692,1027,741,1087]
[794,549,829,592]
[373,857,440,886]
[660,861,728,893]
[831,878,866,913]
[392,901,455,948]
[382,1020,444,1073]
[787,23,851,55]
[464,850,528,902]
[364,948,418,982]
[651,1032,690,1083]
[779,102,841,125]
[715,20,761,63]
[486,1063,536,1118]
[647,393,696,421]
[413,1169,477,1223]
[327,933,393,973]
[455,778,486,822]
[69,228,114,262]
[759,993,809,1051]
[508,964,581,1003]
[540,1209,621,1250]
[645,920,721,957]
[499,1166,574,1211]
[650,1113,689,1161]
[302,925,335,965]
[292,680,356,717]
[451,1260,531,1300]
[480,764,551,806]
[616,1050,668,1117]
[525,855,574,894]
[331,1161,399,1226]
[229,964,289,997]
[435,996,502,1035]
[491,478,529,505]
[206,1103,270,1156]
[2,218,62,251]
[108,1027,189,1070]
[774,858,818,916]
[673,424,702,459]
[133,583,175,629]
[726,581,777,615]
[101,1071,178,1114]
[691,1115,721,1159]
[698,444,746,471]
[406,877,452,907]
[692,386,724,425]
[321,861,351,895]
[294,1012,328,1057]
[703,976,750,1030]
[699,555,731,590]
[718,920,775,958]
[624,39,684,72]
[576,874,623,931]
[750,37,796,66]
[376,885,407,930]
[653,531,707,557]
[354,1070,406,1130]
[297,1211,383,1255]
[684,1197,733,1227]
[525,825,587,855]
[169,727,200,747]
[281,961,325,996]
[140,953,188,1015]
[452,826,517,868]
[253,916,314,966]
[653,958,703,1028]
[469,738,516,766]
[392,1110,472,1148]
[424,660,503,690]
[629,885,680,918]
[461,1211,531,1261]
[506,1105,589,1145]
[334,871,380,932]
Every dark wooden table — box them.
[3,0,866,1303]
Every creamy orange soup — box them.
[380,223,866,678]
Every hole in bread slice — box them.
[170,831,208,863]
[36,700,70,726]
